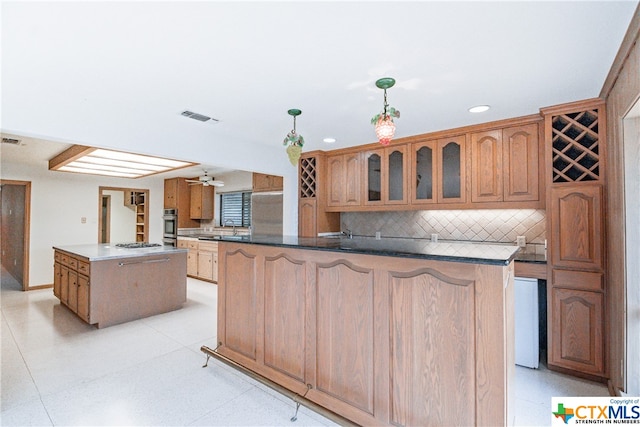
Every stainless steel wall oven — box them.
[163,209,177,246]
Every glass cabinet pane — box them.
[388,150,404,201]
[415,146,433,200]
[367,153,381,202]
[442,141,461,199]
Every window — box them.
[220,191,252,227]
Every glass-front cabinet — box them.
[364,146,408,205]
[364,149,383,205]
[437,135,466,203]
[385,145,408,204]
[411,135,466,205]
[410,141,437,205]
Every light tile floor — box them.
[1,268,609,426]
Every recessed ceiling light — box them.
[323,137,336,144]
[469,105,491,113]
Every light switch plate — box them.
[516,236,526,247]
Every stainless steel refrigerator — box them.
[250,192,283,236]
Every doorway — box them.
[623,97,640,394]
[98,187,149,243]
[0,180,31,291]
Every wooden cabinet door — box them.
[263,254,307,383]
[471,129,503,202]
[187,249,198,277]
[164,178,177,209]
[60,265,69,304]
[343,152,361,206]
[68,270,78,312]
[384,145,408,205]
[327,153,361,207]
[326,154,345,207]
[253,173,283,192]
[363,149,384,206]
[198,251,214,281]
[212,252,218,283]
[298,198,317,237]
[53,262,61,298]
[437,136,466,203]
[221,249,258,361]
[190,185,214,220]
[77,274,90,322]
[503,123,540,202]
[311,260,377,419]
[550,185,603,270]
[410,140,438,205]
[550,287,604,375]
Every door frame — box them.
[0,179,31,291]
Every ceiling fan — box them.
[186,171,224,187]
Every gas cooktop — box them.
[115,243,162,249]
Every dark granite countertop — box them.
[514,252,547,264]
[201,234,520,266]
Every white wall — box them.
[0,161,164,287]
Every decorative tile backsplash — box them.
[342,209,546,250]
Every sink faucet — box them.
[342,228,353,239]
[224,219,237,236]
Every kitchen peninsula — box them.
[53,243,187,328]
[211,235,518,426]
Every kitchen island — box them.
[210,235,518,426]
[53,243,187,328]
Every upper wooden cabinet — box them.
[164,178,178,209]
[362,146,408,206]
[410,140,437,205]
[471,130,503,203]
[164,178,200,228]
[326,152,361,207]
[297,152,340,237]
[363,148,383,206]
[252,173,283,192]
[503,123,540,202]
[385,145,408,204]
[437,136,467,204]
[471,124,541,204]
[190,184,214,220]
[310,115,543,213]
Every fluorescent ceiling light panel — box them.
[49,145,196,178]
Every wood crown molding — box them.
[539,97,606,116]
[600,3,640,99]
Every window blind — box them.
[220,191,252,227]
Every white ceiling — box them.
[1,1,638,178]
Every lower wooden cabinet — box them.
[53,251,90,322]
[179,238,218,282]
[217,242,512,426]
[550,287,604,375]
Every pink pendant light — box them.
[371,77,400,145]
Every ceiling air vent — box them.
[181,110,219,123]
[2,137,21,145]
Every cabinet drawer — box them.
[77,260,90,275]
[60,253,70,266]
[68,257,78,270]
[54,251,62,262]
[187,241,199,250]
[177,239,189,249]
[198,241,218,252]
[552,269,603,292]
